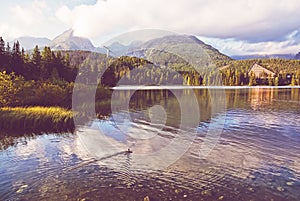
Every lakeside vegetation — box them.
[0,107,74,133]
[0,36,84,133]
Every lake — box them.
[0,87,300,200]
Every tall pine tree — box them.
[31,45,42,79]
[12,41,23,75]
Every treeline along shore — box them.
[0,36,300,134]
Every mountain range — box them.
[231,54,296,60]
[10,29,300,60]
[11,37,51,50]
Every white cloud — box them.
[55,0,300,43]
[0,24,23,41]
[32,0,47,12]
[2,0,300,55]
[13,5,35,25]
[11,0,47,25]
[1,0,68,40]
[199,34,300,55]
[55,6,73,25]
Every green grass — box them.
[0,106,75,134]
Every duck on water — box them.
[125,148,133,154]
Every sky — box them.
[1,0,300,56]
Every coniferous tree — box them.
[0,37,5,53]
[31,45,42,79]
[21,47,25,60]
[12,41,23,75]
[6,42,10,53]
[41,46,53,79]
[0,37,6,70]
[5,42,12,72]
[32,45,41,66]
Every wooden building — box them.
[248,63,275,78]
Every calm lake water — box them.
[0,88,300,200]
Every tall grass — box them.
[0,107,74,133]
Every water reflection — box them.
[249,88,274,110]
[0,88,300,200]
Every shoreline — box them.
[113,85,300,90]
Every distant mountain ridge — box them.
[295,52,300,60]
[11,29,96,51]
[231,54,296,60]
[10,37,51,50]
[102,34,232,63]
[12,29,300,62]
[49,29,95,51]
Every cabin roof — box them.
[218,64,230,71]
[249,63,275,77]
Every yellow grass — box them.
[0,106,74,133]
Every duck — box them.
[125,148,133,154]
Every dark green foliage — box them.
[101,56,203,86]
[0,71,74,108]
[0,38,76,82]
[0,71,24,107]
[101,56,153,86]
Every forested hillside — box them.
[217,59,300,86]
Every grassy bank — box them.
[0,107,74,134]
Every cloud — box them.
[2,0,300,55]
[55,0,300,44]
[1,0,68,40]
[199,35,300,55]
[11,0,47,25]
[56,6,73,25]
[0,24,23,40]
[13,5,36,25]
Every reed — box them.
[0,107,75,133]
